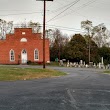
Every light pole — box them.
[36,0,53,68]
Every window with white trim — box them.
[20,38,27,42]
[34,49,39,60]
[22,32,26,35]
[10,49,15,61]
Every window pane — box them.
[22,50,26,54]
[34,49,39,60]
[10,50,15,61]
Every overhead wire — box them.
[0,0,98,19]
[46,26,83,33]
[46,0,81,23]
[45,24,82,31]
[0,0,104,34]
[44,24,84,33]
[0,0,80,17]
[0,11,43,16]
[44,0,98,34]
[47,1,79,15]
[13,23,83,33]
[47,0,98,22]
[67,0,98,15]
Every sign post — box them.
[36,0,53,68]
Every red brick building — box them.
[0,28,50,64]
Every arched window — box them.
[20,38,27,42]
[22,49,27,54]
[10,49,15,61]
[34,49,39,61]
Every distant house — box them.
[0,28,50,64]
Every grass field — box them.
[0,66,66,81]
[104,70,110,74]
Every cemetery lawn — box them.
[104,70,110,74]
[0,66,66,81]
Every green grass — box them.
[0,66,66,81]
[103,70,110,74]
[46,61,59,66]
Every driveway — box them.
[0,66,110,110]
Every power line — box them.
[0,0,98,19]
[62,0,96,17]
[45,25,83,33]
[0,9,42,12]
[13,23,83,33]
[45,24,82,31]
[46,0,81,23]
[47,1,79,15]
[46,26,83,32]
[47,0,98,22]
[0,11,43,16]
[0,3,73,17]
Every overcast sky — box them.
[0,0,110,36]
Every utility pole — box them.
[58,34,61,62]
[88,34,90,64]
[36,0,53,68]
[88,28,91,65]
[43,0,46,68]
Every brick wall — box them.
[0,28,50,64]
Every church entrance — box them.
[21,49,27,64]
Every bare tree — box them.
[81,20,93,36]
[28,21,41,33]
[92,23,108,47]
[7,21,13,34]
[49,29,69,61]
[81,20,93,63]
[81,20,110,47]
[0,19,13,39]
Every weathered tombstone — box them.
[93,63,96,68]
[67,60,70,67]
[59,60,63,66]
[84,61,86,67]
[89,62,93,68]
[76,62,78,67]
[73,62,76,67]
[70,62,73,67]
[80,60,83,67]
[101,57,104,65]
[86,64,88,68]
[98,62,101,69]
[108,64,110,69]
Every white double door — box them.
[21,49,27,64]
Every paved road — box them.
[0,66,110,110]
